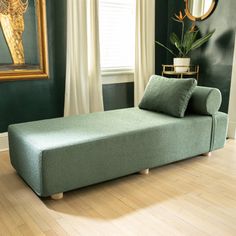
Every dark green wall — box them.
[0,0,66,132]
[54,0,67,116]
[103,83,134,111]
[191,0,235,112]
[155,1,169,74]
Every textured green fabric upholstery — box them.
[188,86,222,115]
[8,107,228,197]
[139,75,197,118]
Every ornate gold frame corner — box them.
[0,0,49,81]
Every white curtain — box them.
[64,0,104,116]
[134,0,155,106]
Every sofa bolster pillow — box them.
[188,86,222,115]
[139,75,197,118]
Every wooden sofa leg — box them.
[139,168,150,175]
[202,152,212,157]
[51,193,63,200]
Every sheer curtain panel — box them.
[64,0,104,116]
[134,0,155,106]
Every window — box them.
[99,0,136,72]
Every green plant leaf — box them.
[170,33,180,46]
[190,30,215,51]
[182,30,199,56]
[170,33,184,56]
[155,41,177,57]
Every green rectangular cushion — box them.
[8,108,228,197]
[139,75,197,118]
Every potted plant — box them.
[156,11,215,73]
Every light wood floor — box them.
[0,140,236,236]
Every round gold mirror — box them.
[185,0,217,21]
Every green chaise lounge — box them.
[8,76,228,199]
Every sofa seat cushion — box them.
[9,108,212,151]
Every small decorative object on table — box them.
[162,64,199,80]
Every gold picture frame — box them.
[0,0,49,81]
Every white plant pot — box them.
[173,58,190,73]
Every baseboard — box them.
[228,121,236,139]
[0,133,9,152]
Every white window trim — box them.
[102,70,134,85]
[101,67,134,76]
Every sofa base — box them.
[202,152,212,157]
[139,168,150,175]
[51,193,63,200]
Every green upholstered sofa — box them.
[8,85,228,199]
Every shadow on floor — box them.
[42,161,197,220]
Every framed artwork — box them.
[0,0,49,81]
